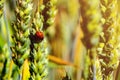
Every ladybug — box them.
[29,31,44,44]
[35,31,44,42]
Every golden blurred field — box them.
[0,0,120,80]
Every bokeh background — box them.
[1,0,120,80]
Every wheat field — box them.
[0,0,120,80]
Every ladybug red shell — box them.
[35,31,44,42]
[35,31,44,39]
[29,31,44,43]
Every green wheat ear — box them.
[42,0,57,30]
[11,0,33,67]
[28,0,57,79]
[98,0,119,79]
[28,11,48,79]
[79,0,102,79]
[0,0,4,17]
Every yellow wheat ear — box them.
[79,0,102,79]
[98,0,119,79]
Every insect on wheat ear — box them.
[35,31,44,41]
[29,31,44,44]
